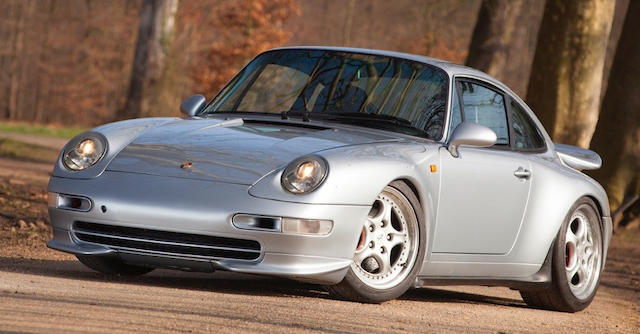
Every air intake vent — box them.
[73,221,261,260]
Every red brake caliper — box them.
[356,227,366,251]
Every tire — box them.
[520,198,603,312]
[77,255,154,276]
[327,181,426,303]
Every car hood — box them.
[106,118,398,185]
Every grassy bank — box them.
[0,122,86,139]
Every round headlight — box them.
[281,156,328,194]
[63,135,106,171]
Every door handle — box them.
[514,167,531,179]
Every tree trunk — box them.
[118,0,179,120]
[466,0,544,97]
[588,0,640,230]
[343,0,356,45]
[526,0,615,148]
[466,0,524,80]
[8,0,26,121]
[600,0,629,102]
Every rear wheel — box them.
[520,198,603,312]
[77,255,154,276]
[327,181,426,303]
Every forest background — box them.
[0,0,637,230]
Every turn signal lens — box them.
[282,218,333,235]
[47,192,58,208]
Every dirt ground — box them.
[0,155,638,333]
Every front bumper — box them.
[47,172,369,284]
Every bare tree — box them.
[119,0,179,120]
[589,0,640,230]
[466,0,544,96]
[601,0,630,102]
[343,0,356,45]
[466,1,524,80]
[526,0,616,148]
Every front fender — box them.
[249,142,439,206]
[249,141,442,272]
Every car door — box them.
[433,79,532,254]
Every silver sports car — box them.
[48,47,611,312]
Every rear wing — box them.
[554,143,602,170]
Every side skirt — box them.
[414,243,553,291]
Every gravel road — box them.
[0,256,638,334]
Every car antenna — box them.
[281,110,288,120]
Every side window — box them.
[510,100,546,151]
[448,87,462,135]
[458,81,509,145]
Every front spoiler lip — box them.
[48,238,116,256]
[47,229,351,284]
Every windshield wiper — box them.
[317,112,413,125]
[208,110,314,122]
[280,110,311,122]
[313,112,430,137]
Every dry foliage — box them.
[0,0,140,125]
[191,0,301,94]
[0,0,487,125]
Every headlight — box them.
[281,155,328,194]
[62,134,106,171]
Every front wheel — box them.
[327,181,426,303]
[520,198,603,312]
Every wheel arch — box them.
[585,195,605,221]
[394,177,422,206]
[539,194,604,257]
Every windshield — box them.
[204,49,449,140]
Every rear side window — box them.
[510,100,546,151]
[458,81,509,145]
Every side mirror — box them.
[180,94,207,117]
[447,122,497,157]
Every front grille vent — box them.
[73,221,261,260]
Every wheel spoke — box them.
[578,218,588,241]
[354,247,376,265]
[565,229,578,246]
[576,265,586,286]
[367,214,381,226]
[373,252,391,274]
[390,232,406,247]
[584,246,593,259]
[567,260,580,283]
[381,200,392,228]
